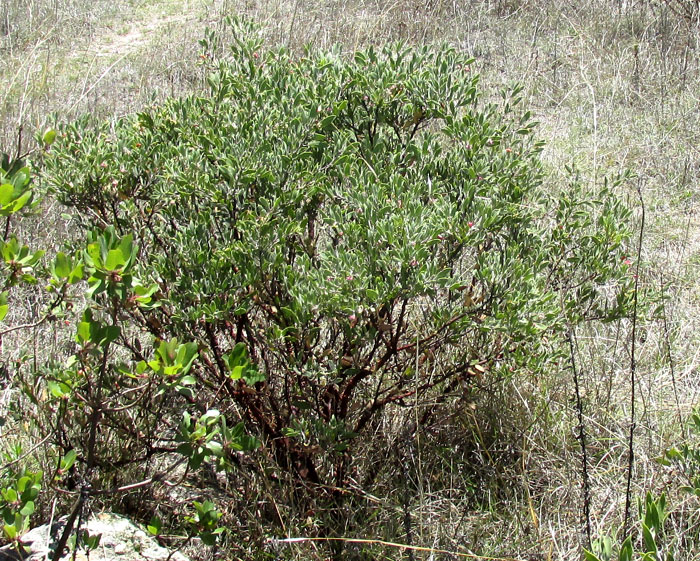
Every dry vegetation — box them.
[2,0,700,560]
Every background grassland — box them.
[2,0,700,559]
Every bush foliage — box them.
[2,17,635,556]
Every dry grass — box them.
[2,0,700,559]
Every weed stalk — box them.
[623,180,645,539]
[569,328,591,548]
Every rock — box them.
[0,513,189,561]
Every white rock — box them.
[0,513,189,561]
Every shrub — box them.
[22,16,635,549]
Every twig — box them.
[51,337,112,559]
[50,494,84,561]
[71,488,88,561]
[3,215,10,242]
[396,432,416,561]
[270,536,528,560]
[0,316,53,337]
[287,0,301,47]
[569,327,591,548]
[0,290,66,338]
[42,497,57,561]
[66,54,128,115]
[90,456,188,496]
[14,125,23,161]
[0,434,52,474]
[659,270,683,429]
[623,180,645,539]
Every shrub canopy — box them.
[35,19,633,503]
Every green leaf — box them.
[3,523,17,540]
[226,343,248,367]
[61,450,77,471]
[201,409,220,425]
[104,325,121,344]
[201,500,217,514]
[133,282,159,303]
[176,342,199,373]
[239,434,261,451]
[105,248,126,271]
[642,522,657,555]
[10,190,32,213]
[619,537,633,561]
[664,447,682,460]
[18,248,44,267]
[147,517,162,536]
[54,252,71,278]
[177,386,194,399]
[68,262,84,283]
[583,551,603,561]
[19,502,34,517]
[0,183,13,206]
[282,427,300,437]
[85,242,102,267]
[242,368,266,385]
[176,443,194,457]
[82,532,101,550]
[11,168,28,189]
[188,452,205,470]
[0,291,8,322]
[86,276,104,297]
[16,476,30,493]
[320,114,336,130]
[206,441,224,456]
[47,380,71,398]
[42,129,57,146]
[229,422,245,439]
[76,321,92,344]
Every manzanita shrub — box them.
[11,15,634,550]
